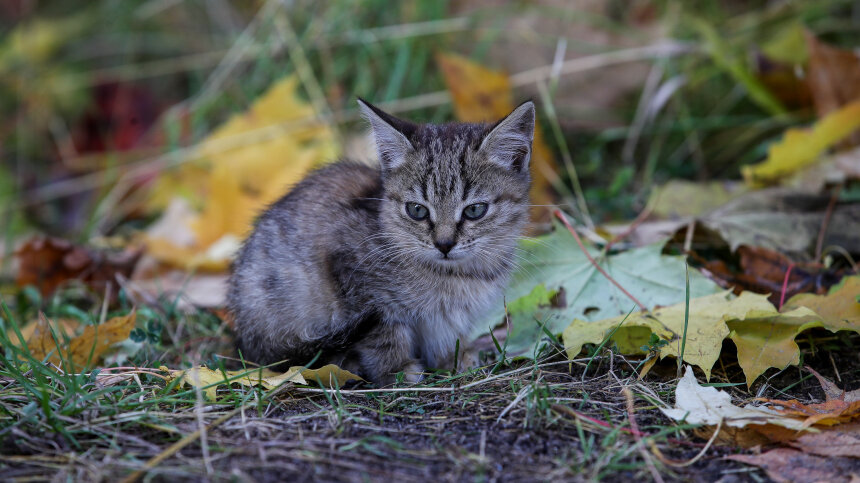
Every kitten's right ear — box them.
[479,101,535,173]
[358,98,415,172]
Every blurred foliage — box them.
[1,0,859,237]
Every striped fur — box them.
[228,100,534,385]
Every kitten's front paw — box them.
[400,361,425,384]
[455,349,481,372]
[439,347,481,373]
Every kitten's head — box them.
[358,99,534,277]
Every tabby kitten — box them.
[228,99,534,385]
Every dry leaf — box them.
[146,76,338,270]
[162,364,363,400]
[742,99,860,185]
[756,365,860,427]
[27,311,136,369]
[728,449,860,483]
[806,32,860,148]
[436,52,556,221]
[15,237,142,297]
[660,367,809,431]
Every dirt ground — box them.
[3,330,858,482]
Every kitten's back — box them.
[228,161,381,365]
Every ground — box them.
[3,328,858,482]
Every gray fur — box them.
[228,100,535,385]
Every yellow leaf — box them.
[300,364,364,388]
[436,53,556,216]
[146,76,338,270]
[162,364,363,400]
[727,307,823,387]
[561,290,851,386]
[781,275,860,330]
[743,99,860,186]
[27,311,136,369]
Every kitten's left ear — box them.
[357,98,416,173]
[479,101,535,172]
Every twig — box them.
[778,263,795,311]
[815,184,842,263]
[606,201,656,249]
[649,419,722,468]
[553,210,647,311]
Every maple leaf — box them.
[25,311,136,369]
[563,285,860,386]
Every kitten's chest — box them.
[401,274,502,329]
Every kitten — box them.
[227,99,534,385]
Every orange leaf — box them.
[26,311,137,369]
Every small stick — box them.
[606,201,655,249]
[553,210,647,311]
[778,263,796,311]
[815,185,842,263]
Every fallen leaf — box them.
[784,421,860,457]
[698,188,860,256]
[436,52,556,221]
[146,76,338,270]
[15,237,142,297]
[27,311,136,369]
[301,365,365,388]
[727,306,823,387]
[660,367,809,431]
[474,225,723,357]
[162,364,363,400]
[728,449,860,483]
[648,180,748,219]
[563,288,859,386]
[695,245,842,305]
[804,366,860,403]
[742,99,860,185]
[806,32,860,148]
[782,275,860,332]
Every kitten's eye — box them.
[405,202,429,220]
[463,203,488,220]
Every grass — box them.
[2,289,858,481]
[3,0,860,481]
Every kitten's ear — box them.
[357,98,415,172]
[479,101,535,172]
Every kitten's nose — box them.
[434,239,456,255]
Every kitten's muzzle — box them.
[433,239,456,255]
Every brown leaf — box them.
[786,421,860,458]
[756,397,860,427]
[27,311,136,369]
[728,449,860,483]
[806,32,860,148]
[805,366,860,403]
[15,237,142,298]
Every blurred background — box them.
[2,0,860,315]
